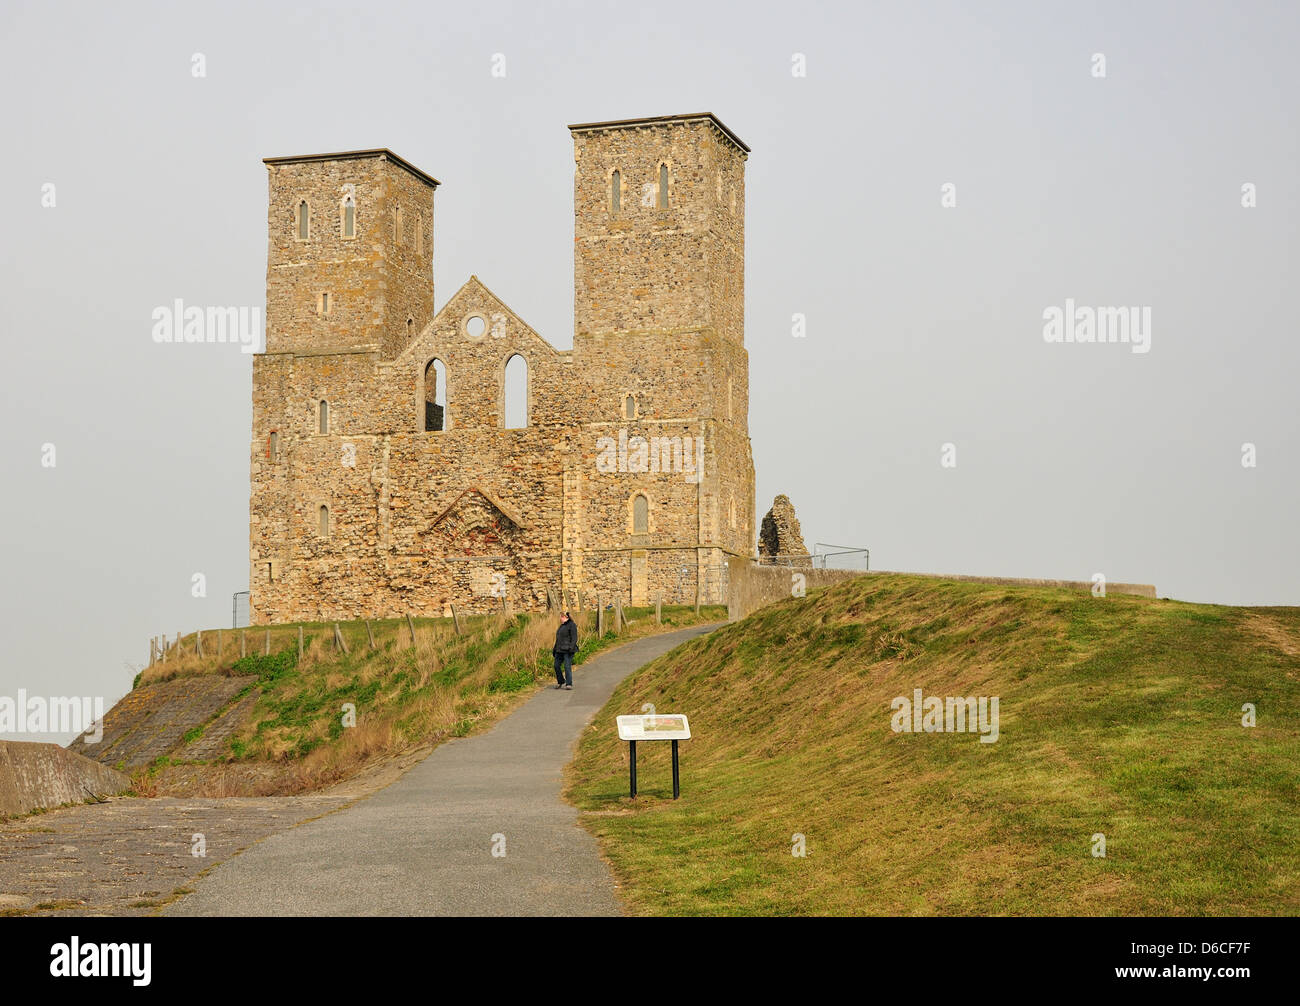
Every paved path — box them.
[166,623,717,916]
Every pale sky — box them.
[3,0,1297,740]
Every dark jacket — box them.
[554,619,578,655]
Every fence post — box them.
[334,622,349,655]
[217,628,223,659]
[297,625,303,663]
[597,597,605,636]
[240,630,247,658]
[656,598,662,624]
[196,630,204,658]
[451,604,462,636]
[365,620,376,650]
[264,629,271,656]
[614,597,625,631]
[407,613,417,647]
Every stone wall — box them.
[727,557,863,622]
[727,557,1158,622]
[68,675,256,771]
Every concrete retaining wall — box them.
[0,741,130,818]
[726,557,1156,621]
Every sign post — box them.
[616,714,691,799]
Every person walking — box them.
[553,611,578,690]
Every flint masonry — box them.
[250,113,756,623]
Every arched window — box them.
[624,394,636,419]
[341,195,355,238]
[297,200,309,240]
[632,494,649,535]
[269,431,279,461]
[318,400,329,435]
[394,205,404,243]
[415,213,423,254]
[424,359,446,431]
[610,169,621,214]
[658,163,669,209]
[503,354,528,428]
[318,504,329,538]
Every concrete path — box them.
[166,623,717,916]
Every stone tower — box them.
[262,149,438,359]
[570,112,747,347]
[567,114,755,599]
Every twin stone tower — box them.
[250,113,756,623]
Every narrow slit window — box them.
[624,394,635,419]
[318,505,329,538]
[610,170,621,213]
[394,205,403,243]
[297,200,309,239]
[415,213,423,254]
[341,196,355,238]
[269,431,279,461]
[424,359,447,431]
[318,400,329,435]
[320,292,330,315]
[658,164,668,209]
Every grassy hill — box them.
[113,605,724,796]
[566,575,1300,915]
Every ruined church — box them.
[249,113,756,623]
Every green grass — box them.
[135,606,725,791]
[566,575,1300,916]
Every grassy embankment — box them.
[567,575,1300,915]
[134,605,724,796]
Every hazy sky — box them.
[3,0,1297,740]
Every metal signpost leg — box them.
[671,739,680,799]
[629,740,637,798]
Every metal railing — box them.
[812,543,870,571]
[232,591,250,628]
